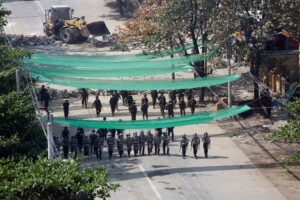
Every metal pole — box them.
[227,24,232,107]
[16,70,21,92]
[47,114,54,159]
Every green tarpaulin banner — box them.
[53,105,251,129]
[31,73,240,90]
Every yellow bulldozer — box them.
[43,5,110,43]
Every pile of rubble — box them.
[9,35,56,47]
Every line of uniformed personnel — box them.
[74,89,198,119]
[57,127,211,160]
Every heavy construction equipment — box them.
[43,5,110,43]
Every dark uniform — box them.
[44,92,50,114]
[180,135,189,159]
[146,131,154,155]
[40,85,47,104]
[141,102,149,120]
[158,93,166,117]
[189,98,197,114]
[63,100,69,119]
[179,98,186,116]
[81,88,89,108]
[120,90,129,106]
[167,127,174,141]
[141,94,149,104]
[107,135,115,159]
[177,90,185,102]
[150,90,158,108]
[92,96,102,117]
[191,133,200,159]
[76,127,85,153]
[166,101,174,118]
[61,127,70,141]
[169,90,177,106]
[90,130,97,153]
[70,136,78,159]
[162,133,170,155]
[83,136,90,156]
[154,133,161,155]
[110,94,118,116]
[117,134,125,158]
[202,132,211,158]
[133,133,140,156]
[127,95,134,109]
[125,134,133,157]
[130,103,137,120]
[98,135,105,159]
[62,137,69,159]
[93,135,100,159]
[139,131,146,156]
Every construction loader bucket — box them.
[86,21,110,36]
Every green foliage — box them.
[0,67,18,95]
[0,45,31,71]
[0,0,11,27]
[0,158,120,200]
[282,151,300,165]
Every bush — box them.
[0,158,119,200]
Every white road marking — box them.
[139,165,163,200]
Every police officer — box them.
[180,134,189,159]
[90,129,97,153]
[63,100,69,119]
[81,88,89,108]
[166,100,174,118]
[139,131,146,156]
[177,89,185,103]
[179,98,186,116]
[117,134,125,158]
[191,133,200,159]
[150,90,158,108]
[92,95,102,117]
[70,136,78,159]
[141,102,149,120]
[120,90,129,106]
[154,132,161,155]
[130,102,137,120]
[127,94,134,109]
[61,127,70,141]
[76,127,85,153]
[146,130,154,155]
[125,134,133,157]
[83,136,90,156]
[202,132,211,158]
[189,96,197,114]
[107,133,115,159]
[62,137,69,159]
[158,93,166,117]
[167,127,174,141]
[169,90,177,107]
[109,94,118,116]
[162,132,170,155]
[133,132,140,156]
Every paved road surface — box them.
[3,0,125,36]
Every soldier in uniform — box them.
[109,94,118,116]
[167,127,174,141]
[70,136,78,159]
[139,131,146,156]
[125,134,133,157]
[127,94,134,109]
[133,132,140,156]
[81,88,89,108]
[120,90,129,106]
[76,127,85,153]
[107,133,115,159]
[189,96,197,114]
[146,131,154,155]
[117,134,125,158]
[141,93,148,104]
[92,96,102,117]
[191,133,200,159]
[169,90,177,107]
[202,132,211,158]
[90,130,97,154]
[130,102,137,120]
[158,93,166,117]
[141,102,149,120]
[62,137,69,159]
[166,100,175,118]
[61,127,70,141]
[179,98,186,116]
[180,134,189,159]
[150,90,158,108]
[63,100,69,119]
[83,136,90,156]
[162,132,170,155]
[177,89,185,103]
[154,132,161,155]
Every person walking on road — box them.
[109,94,118,116]
[141,102,149,119]
[92,96,102,117]
[166,100,174,118]
[150,90,158,108]
[158,93,166,117]
[167,127,175,141]
[107,133,115,159]
[81,88,89,108]
[191,133,200,159]
[63,100,69,119]
[179,98,186,116]
[180,134,189,159]
[125,134,133,157]
[130,102,137,120]
[62,137,69,159]
[202,132,211,158]
[146,131,154,155]
[70,136,78,159]
[139,131,146,156]
[117,134,125,158]
[154,132,161,155]
[76,127,85,153]
[189,96,197,114]
[133,132,140,157]
[162,132,170,155]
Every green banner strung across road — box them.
[31,73,240,90]
[53,105,251,129]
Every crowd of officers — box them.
[56,126,211,160]
[62,89,198,119]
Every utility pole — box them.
[226,24,232,107]
[47,114,54,159]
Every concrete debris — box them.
[9,35,56,47]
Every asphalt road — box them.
[3,0,124,36]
